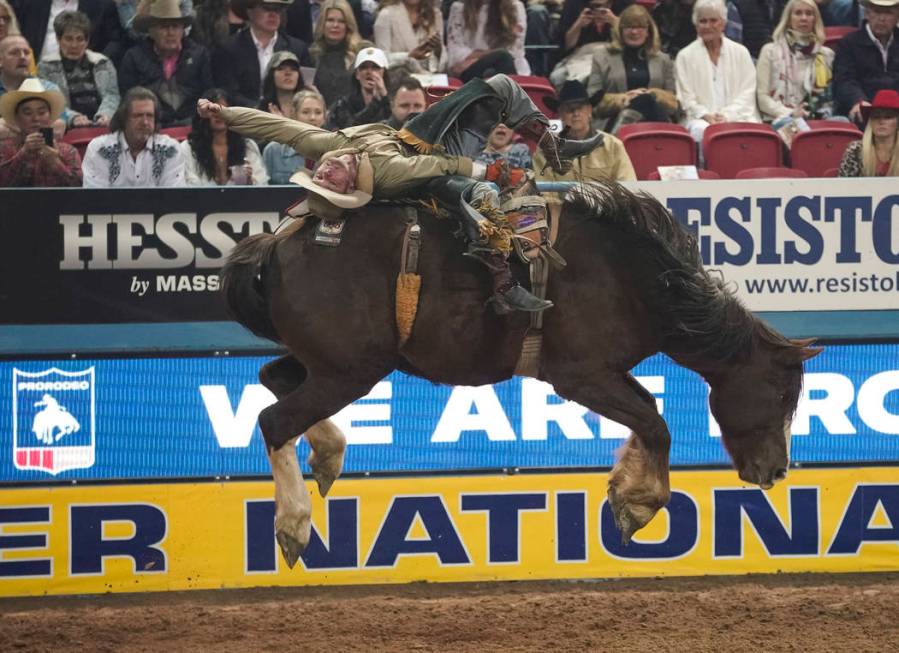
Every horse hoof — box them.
[308,450,345,498]
[276,530,307,569]
[608,487,635,545]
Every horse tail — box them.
[221,232,282,343]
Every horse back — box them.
[267,205,531,387]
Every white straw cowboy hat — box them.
[290,150,374,213]
[133,0,194,33]
[231,0,295,21]
[0,78,65,125]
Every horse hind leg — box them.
[259,356,347,498]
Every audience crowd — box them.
[0,0,897,188]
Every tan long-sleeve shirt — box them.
[220,107,475,197]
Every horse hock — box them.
[608,434,671,544]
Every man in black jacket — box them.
[118,2,213,127]
[215,0,312,108]
[833,0,899,122]
[11,0,124,62]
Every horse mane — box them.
[564,182,796,365]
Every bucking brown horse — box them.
[222,182,822,568]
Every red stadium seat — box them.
[790,123,861,177]
[161,126,191,141]
[509,74,558,119]
[824,26,856,51]
[634,0,657,9]
[735,166,808,179]
[446,77,464,88]
[646,169,721,180]
[702,122,783,178]
[62,126,109,158]
[618,122,697,180]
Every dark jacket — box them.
[729,0,779,59]
[118,38,214,127]
[213,28,312,109]
[833,25,899,115]
[12,0,125,61]
[653,0,695,58]
[326,85,391,130]
[557,0,634,55]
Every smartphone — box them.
[39,127,54,146]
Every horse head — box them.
[707,334,822,489]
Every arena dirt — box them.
[2,573,898,652]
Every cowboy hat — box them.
[544,80,604,112]
[290,150,374,214]
[0,78,66,125]
[861,0,899,7]
[133,0,194,33]
[861,89,899,121]
[231,0,294,21]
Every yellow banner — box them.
[1,468,898,597]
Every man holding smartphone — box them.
[0,77,82,186]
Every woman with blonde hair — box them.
[264,89,326,184]
[374,0,445,74]
[446,0,529,80]
[838,90,899,177]
[586,4,678,133]
[310,0,363,106]
[756,0,835,122]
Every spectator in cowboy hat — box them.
[118,0,213,127]
[0,78,82,186]
[833,0,899,124]
[214,0,312,108]
[838,88,899,176]
[534,79,636,182]
[325,46,391,129]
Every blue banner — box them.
[1,343,897,482]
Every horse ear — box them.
[790,337,817,348]
[799,346,824,362]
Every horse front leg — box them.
[553,372,671,544]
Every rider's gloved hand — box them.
[484,160,526,188]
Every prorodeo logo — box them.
[13,368,96,475]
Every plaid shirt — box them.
[0,138,82,187]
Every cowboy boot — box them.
[469,251,553,314]
[518,118,605,174]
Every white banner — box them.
[625,178,899,312]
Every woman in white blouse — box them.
[374,0,446,73]
[446,0,530,81]
[674,0,759,142]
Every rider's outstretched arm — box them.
[218,107,350,161]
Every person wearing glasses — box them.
[586,4,678,133]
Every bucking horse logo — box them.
[12,367,96,475]
[31,394,81,445]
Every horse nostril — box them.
[774,468,787,482]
